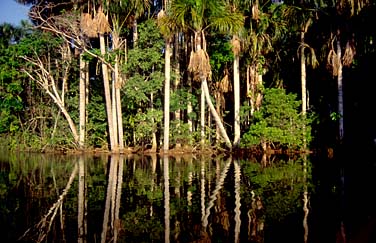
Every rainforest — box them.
[0,0,375,155]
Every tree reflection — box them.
[78,155,87,243]
[164,155,170,243]
[101,155,124,243]
[1,152,315,243]
[18,161,78,242]
[241,154,310,243]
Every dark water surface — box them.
[0,150,375,243]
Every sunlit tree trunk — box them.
[164,38,172,151]
[79,54,87,148]
[99,34,116,151]
[22,57,79,143]
[202,79,232,148]
[200,83,206,146]
[150,93,157,152]
[174,33,182,149]
[301,30,307,116]
[233,36,241,146]
[112,29,125,151]
[187,35,194,134]
[133,19,138,46]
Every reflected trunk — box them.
[202,159,232,227]
[234,161,241,243]
[78,156,87,243]
[164,155,170,243]
[101,155,123,243]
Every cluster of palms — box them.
[1,0,374,153]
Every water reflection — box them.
[0,151,321,243]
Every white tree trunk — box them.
[163,40,172,151]
[202,79,232,148]
[201,83,206,146]
[233,52,241,146]
[99,34,116,151]
[79,54,87,148]
[301,31,307,116]
[174,33,182,148]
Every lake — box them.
[0,149,375,243]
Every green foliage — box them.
[208,34,233,79]
[122,20,165,146]
[134,109,163,145]
[241,88,313,150]
[169,120,195,146]
[240,156,311,222]
[0,42,25,134]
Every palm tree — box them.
[157,2,173,152]
[283,3,319,116]
[166,0,243,149]
[326,0,370,143]
[243,0,286,120]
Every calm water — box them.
[0,150,375,243]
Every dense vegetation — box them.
[0,0,375,154]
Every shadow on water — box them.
[309,146,376,243]
[0,149,375,243]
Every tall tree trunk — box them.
[200,83,206,146]
[112,79,119,148]
[111,28,125,151]
[79,54,87,148]
[195,32,232,149]
[301,30,307,116]
[337,35,344,141]
[174,33,182,148]
[187,35,194,134]
[233,47,240,146]
[114,56,124,151]
[133,19,138,47]
[99,34,116,151]
[150,93,157,152]
[164,39,172,151]
[202,80,232,148]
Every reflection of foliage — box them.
[133,168,163,200]
[241,156,311,223]
[122,207,164,242]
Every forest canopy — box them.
[1,0,375,154]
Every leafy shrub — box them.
[241,88,313,151]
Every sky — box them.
[0,0,31,26]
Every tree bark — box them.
[163,39,172,151]
[200,83,206,146]
[99,34,116,151]
[337,36,344,141]
[233,50,240,146]
[79,54,87,148]
[202,79,232,149]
